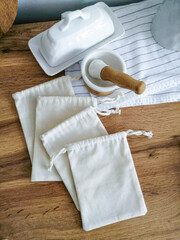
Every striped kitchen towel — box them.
[66,0,180,108]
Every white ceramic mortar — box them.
[81,49,126,93]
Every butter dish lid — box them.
[45,6,111,44]
[39,4,114,67]
[28,2,125,76]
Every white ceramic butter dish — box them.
[39,4,114,67]
[28,2,124,76]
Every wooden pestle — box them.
[101,66,146,95]
[88,59,146,95]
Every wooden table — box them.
[0,22,180,240]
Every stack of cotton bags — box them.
[13,76,152,231]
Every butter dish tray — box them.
[28,2,124,76]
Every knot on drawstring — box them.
[126,129,153,139]
[95,107,121,116]
[109,107,121,115]
[48,147,67,172]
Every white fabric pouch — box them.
[32,96,121,182]
[41,106,110,210]
[54,129,152,231]
[12,76,74,161]
[32,96,97,181]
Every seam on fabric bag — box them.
[40,106,97,144]
[67,129,152,151]
[123,136,147,210]
[36,96,97,108]
[67,132,126,151]
[12,76,72,100]
[59,75,75,95]
[83,208,147,231]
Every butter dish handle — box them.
[60,10,90,31]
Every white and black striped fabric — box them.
[66,0,180,108]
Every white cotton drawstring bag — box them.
[32,96,97,181]
[31,95,121,182]
[12,76,74,162]
[52,129,152,231]
[40,106,121,210]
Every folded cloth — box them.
[41,106,110,210]
[12,76,74,162]
[50,129,152,231]
[66,0,180,108]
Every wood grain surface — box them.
[0,22,180,240]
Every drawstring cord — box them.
[95,107,121,116]
[69,74,82,81]
[97,92,123,104]
[69,76,123,105]
[95,92,123,115]
[126,129,153,139]
[47,91,124,171]
[48,147,67,172]
[48,129,153,171]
